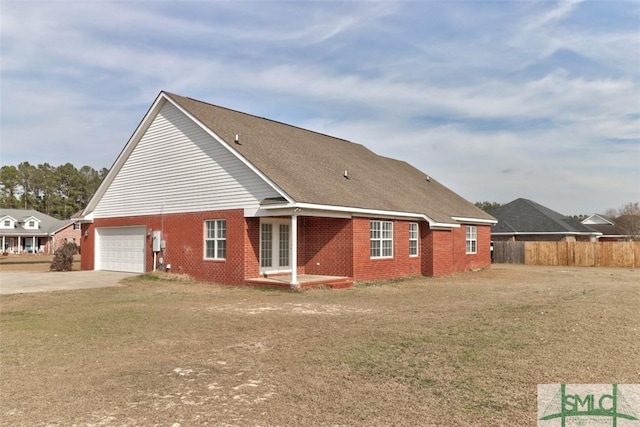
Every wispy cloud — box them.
[525,0,585,31]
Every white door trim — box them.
[259,218,291,275]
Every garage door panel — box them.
[96,227,146,273]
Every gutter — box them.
[451,216,497,225]
[491,231,603,236]
[255,202,462,229]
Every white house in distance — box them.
[581,214,633,241]
[0,209,81,254]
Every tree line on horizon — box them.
[0,162,108,220]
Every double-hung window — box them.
[370,220,393,258]
[205,219,227,260]
[466,225,477,254]
[409,222,419,256]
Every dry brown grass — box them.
[1,265,638,426]
[0,255,80,272]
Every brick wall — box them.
[421,224,492,276]
[54,224,82,250]
[299,217,353,277]
[80,223,94,269]
[82,209,251,285]
[424,228,454,276]
[81,212,492,284]
[244,218,261,279]
[352,218,422,281]
[451,224,491,273]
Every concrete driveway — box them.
[0,271,137,295]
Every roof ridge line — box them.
[166,91,361,148]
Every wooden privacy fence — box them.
[493,242,525,264]
[493,241,640,268]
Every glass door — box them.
[260,220,291,274]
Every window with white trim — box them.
[205,219,226,260]
[370,220,393,258]
[3,220,10,227]
[466,225,477,254]
[409,222,419,256]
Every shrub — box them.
[50,242,79,272]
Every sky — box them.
[1,0,639,216]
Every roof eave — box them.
[491,231,602,236]
[50,221,75,234]
[257,202,461,228]
[451,216,497,225]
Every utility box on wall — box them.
[152,231,162,252]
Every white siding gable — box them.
[92,102,280,218]
[1,216,16,229]
[582,214,614,225]
[22,216,41,229]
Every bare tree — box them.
[610,202,640,240]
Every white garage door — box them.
[95,226,146,273]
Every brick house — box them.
[0,208,81,254]
[78,91,496,287]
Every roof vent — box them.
[344,170,349,179]
[234,134,240,144]
[426,175,431,182]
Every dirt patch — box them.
[1,265,638,426]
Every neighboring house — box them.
[581,214,634,241]
[490,198,601,242]
[78,91,496,287]
[0,209,81,254]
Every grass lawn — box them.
[1,265,638,426]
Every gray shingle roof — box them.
[584,217,635,237]
[491,199,598,235]
[0,209,73,236]
[165,92,494,225]
[584,223,619,235]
